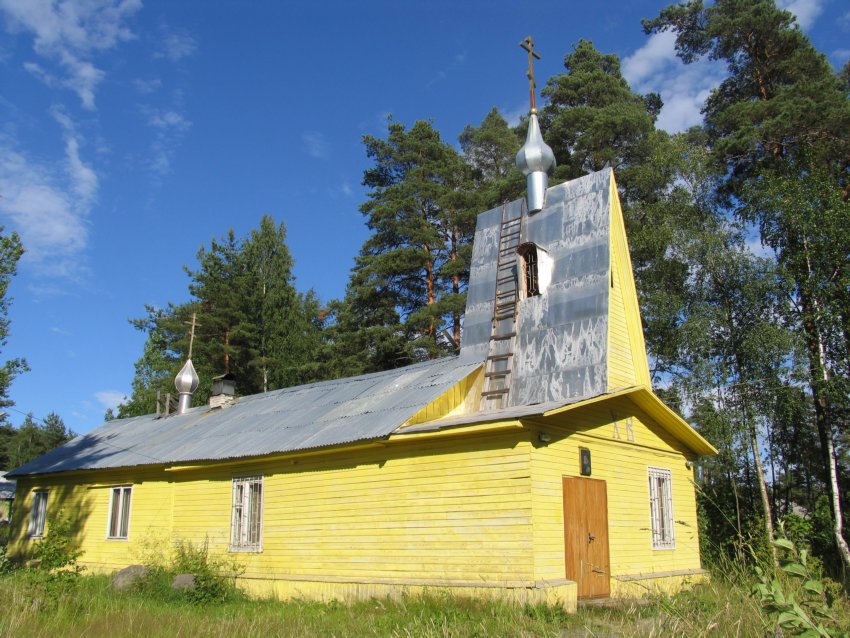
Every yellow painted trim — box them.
[608,172,652,387]
[400,366,484,427]
[166,420,526,473]
[543,385,717,456]
[387,420,524,443]
[9,464,171,480]
[542,387,641,417]
[164,442,387,473]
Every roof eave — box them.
[543,385,717,457]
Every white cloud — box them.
[777,0,823,30]
[143,107,192,175]
[132,77,162,94]
[154,26,197,62]
[623,31,725,134]
[0,0,142,109]
[340,181,353,197]
[425,49,466,89]
[502,102,527,128]
[148,109,190,131]
[22,60,57,85]
[302,131,328,159]
[0,142,90,278]
[622,31,678,88]
[0,107,96,279]
[831,49,850,65]
[95,390,125,411]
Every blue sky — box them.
[0,0,847,436]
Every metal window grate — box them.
[648,467,675,550]
[230,476,263,552]
[520,245,540,297]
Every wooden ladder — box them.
[480,203,523,410]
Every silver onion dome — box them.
[515,112,555,213]
[174,358,199,414]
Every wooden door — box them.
[562,476,611,598]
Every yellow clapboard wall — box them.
[530,394,704,594]
[9,466,174,571]
[10,431,537,587]
[9,394,703,603]
[606,171,652,390]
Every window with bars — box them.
[518,244,541,297]
[230,476,263,552]
[108,486,132,539]
[28,490,48,538]
[648,467,675,550]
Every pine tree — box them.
[4,412,74,469]
[120,218,323,415]
[646,0,850,574]
[357,119,477,357]
[118,304,184,418]
[242,215,322,390]
[321,262,413,378]
[187,229,254,387]
[0,228,27,413]
[540,39,662,198]
[459,108,524,209]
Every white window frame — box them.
[648,466,675,550]
[230,476,263,552]
[107,485,133,540]
[28,490,48,538]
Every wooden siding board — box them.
[606,173,652,389]
[11,430,536,585]
[530,398,703,584]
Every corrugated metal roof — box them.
[0,479,15,499]
[8,354,484,478]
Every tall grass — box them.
[4,570,845,638]
[3,530,848,638]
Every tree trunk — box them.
[799,285,850,574]
[423,244,436,349]
[224,329,230,374]
[748,419,777,565]
[451,228,461,347]
[730,473,744,562]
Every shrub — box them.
[753,536,848,638]
[0,543,13,575]
[171,539,243,604]
[32,511,83,575]
[132,537,244,605]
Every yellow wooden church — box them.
[8,111,716,610]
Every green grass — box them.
[0,572,846,638]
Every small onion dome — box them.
[516,113,555,213]
[515,113,555,177]
[174,358,200,395]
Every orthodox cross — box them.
[185,312,200,359]
[520,36,541,113]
